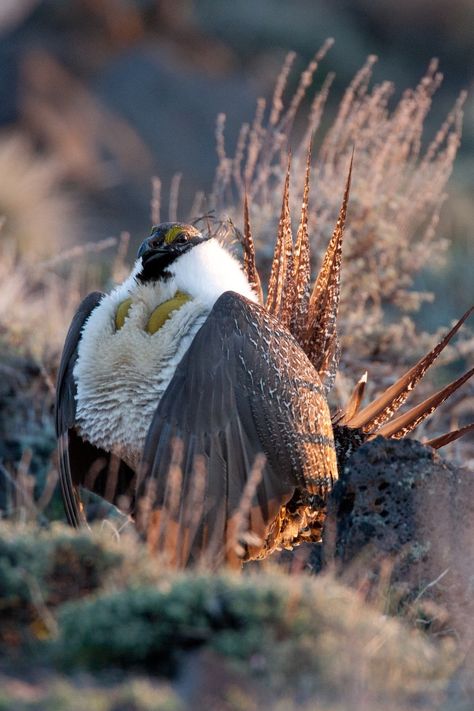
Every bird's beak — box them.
[137,238,166,261]
[139,235,211,265]
[138,238,188,266]
[139,246,170,265]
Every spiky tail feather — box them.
[334,371,368,426]
[261,144,352,394]
[303,154,352,389]
[266,155,293,323]
[289,141,312,342]
[426,423,474,449]
[373,366,474,440]
[346,307,474,432]
[242,193,264,303]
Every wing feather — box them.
[136,291,337,567]
[55,292,104,526]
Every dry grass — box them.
[0,235,113,361]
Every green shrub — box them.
[0,523,122,615]
[52,570,452,701]
[54,576,286,675]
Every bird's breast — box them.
[73,293,208,469]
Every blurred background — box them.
[0,0,472,328]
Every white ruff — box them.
[74,239,256,469]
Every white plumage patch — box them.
[74,238,256,469]
[168,237,256,307]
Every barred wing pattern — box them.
[136,291,337,567]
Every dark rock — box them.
[319,437,474,638]
[333,423,367,480]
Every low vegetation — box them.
[0,523,466,709]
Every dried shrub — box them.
[203,47,474,458]
[209,48,467,372]
[0,232,118,359]
[0,523,122,618]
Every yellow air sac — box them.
[146,291,190,334]
[115,298,133,330]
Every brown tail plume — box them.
[335,371,368,425]
[290,140,313,342]
[303,154,353,385]
[266,155,294,326]
[373,366,474,439]
[347,306,474,432]
[242,192,264,304]
[425,422,474,450]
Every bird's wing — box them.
[136,291,337,566]
[55,292,104,526]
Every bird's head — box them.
[136,222,210,283]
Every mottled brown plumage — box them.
[136,292,337,566]
[303,155,351,388]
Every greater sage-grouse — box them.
[56,156,473,567]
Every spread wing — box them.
[56,292,104,525]
[55,291,135,526]
[136,291,338,567]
